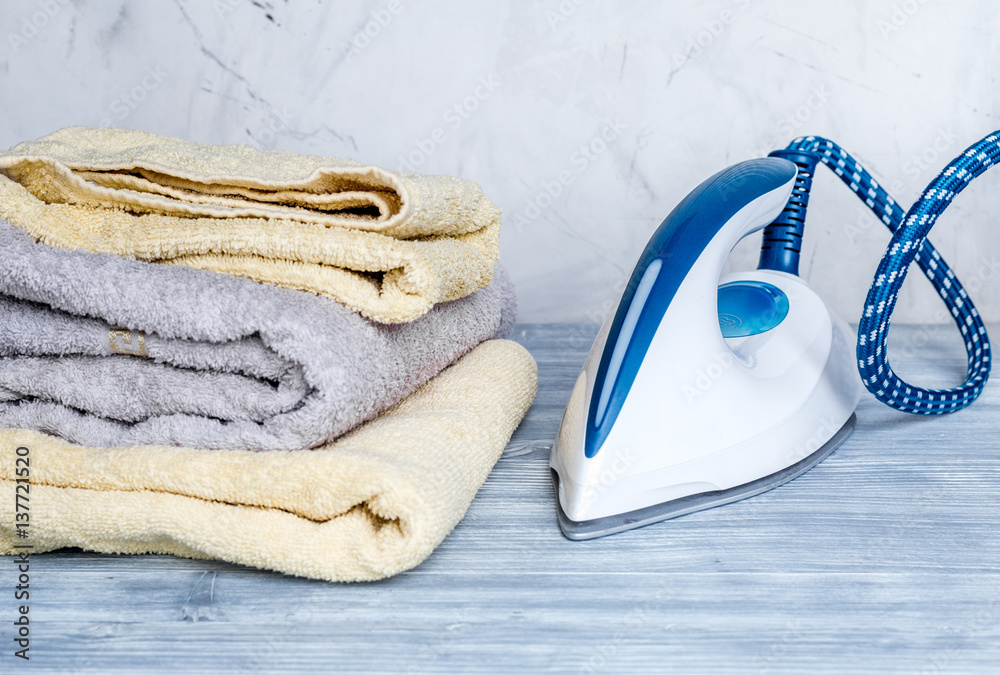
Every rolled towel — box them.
[0,340,538,582]
[0,126,500,323]
[0,219,515,451]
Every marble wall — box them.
[1,0,998,328]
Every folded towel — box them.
[0,340,537,581]
[0,126,501,323]
[0,219,515,451]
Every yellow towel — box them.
[0,340,537,582]
[0,127,501,323]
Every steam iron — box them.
[550,157,862,539]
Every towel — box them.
[0,340,538,581]
[0,219,516,451]
[0,126,501,323]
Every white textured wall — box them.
[1,0,998,325]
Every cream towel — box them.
[0,127,501,323]
[0,340,537,582]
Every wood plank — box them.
[4,324,1000,674]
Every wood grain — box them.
[4,324,999,674]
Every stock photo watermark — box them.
[754,621,804,674]
[545,0,587,30]
[750,84,834,158]
[564,297,618,350]
[406,607,477,675]
[97,65,170,129]
[397,73,502,172]
[916,584,1000,675]
[6,0,69,52]
[341,0,404,63]
[843,127,961,244]
[237,607,316,673]
[213,0,244,18]
[876,0,931,39]
[11,445,32,661]
[510,118,627,233]
[591,448,638,498]
[681,348,752,403]
[900,127,959,182]
[782,417,841,466]
[670,0,753,71]
[247,108,295,148]
[881,253,1000,365]
[580,579,677,673]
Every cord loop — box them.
[784,133,999,414]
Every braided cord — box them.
[782,133,999,414]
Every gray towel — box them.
[0,219,516,451]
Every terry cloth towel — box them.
[0,126,501,323]
[0,340,538,582]
[0,219,516,451]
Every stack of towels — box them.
[0,127,537,581]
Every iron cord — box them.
[767,133,1000,415]
[757,149,820,276]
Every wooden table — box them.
[11,324,1000,674]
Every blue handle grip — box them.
[585,158,797,458]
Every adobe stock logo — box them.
[509,118,628,232]
[588,448,639,497]
[6,0,70,52]
[875,0,931,39]
[97,65,170,128]
[341,0,404,63]
[397,74,502,172]
[682,350,746,403]
[783,417,838,465]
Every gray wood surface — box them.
[4,324,1000,674]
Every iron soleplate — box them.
[553,413,857,541]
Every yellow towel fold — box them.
[0,126,501,323]
[0,340,538,582]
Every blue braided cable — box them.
[778,133,999,414]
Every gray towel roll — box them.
[0,220,516,451]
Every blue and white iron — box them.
[551,131,1000,540]
[550,157,860,539]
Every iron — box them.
[549,157,861,540]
